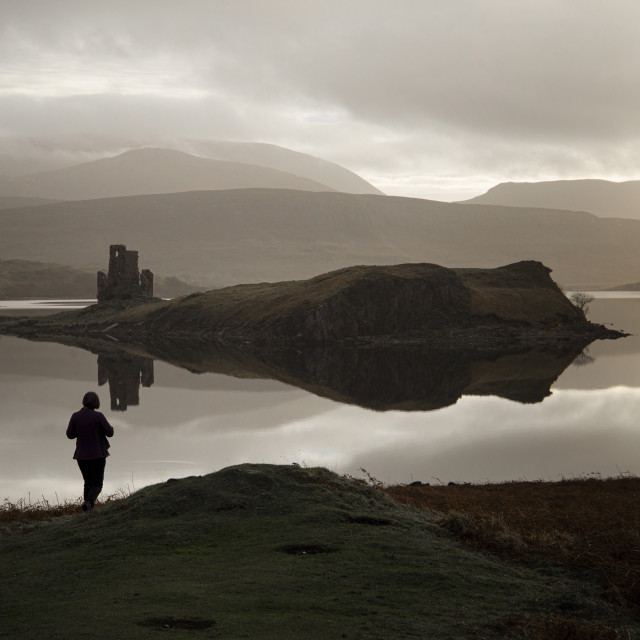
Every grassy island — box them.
[0,261,623,346]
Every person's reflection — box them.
[97,353,154,411]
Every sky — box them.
[1,0,640,201]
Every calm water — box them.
[0,299,96,313]
[1,294,639,504]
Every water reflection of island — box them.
[49,335,594,412]
[97,352,154,411]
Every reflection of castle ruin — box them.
[98,353,154,411]
[97,244,153,302]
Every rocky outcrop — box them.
[206,262,473,343]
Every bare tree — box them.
[573,348,595,367]
[570,291,595,316]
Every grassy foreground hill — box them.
[1,464,637,639]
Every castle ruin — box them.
[98,352,154,411]
[97,244,153,302]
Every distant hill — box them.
[605,282,640,291]
[462,179,640,219]
[0,136,383,195]
[2,189,640,289]
[0,258,200,299]
[0,148,335,200]
[184,140,383,195]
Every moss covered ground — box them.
[1,465,637,639]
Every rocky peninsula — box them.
[0,259,624,347]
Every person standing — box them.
[66,391,114,512]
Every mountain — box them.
[0,258,199,299]
[183,140,383,195]
[1,189,640,289]
[0,148,335,200]
[0,136,382,195]
[462,179,640,219]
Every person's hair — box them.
[82,391,100,410]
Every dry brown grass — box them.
[0,488,131,527]
[385,476,640,612]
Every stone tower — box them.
[97,244,153,302]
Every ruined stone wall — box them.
[97,244,154,302]
[108,245,139,287]
[140,268,154,297]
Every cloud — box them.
[2,0,640,199]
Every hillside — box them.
[0,148,334,200]
[0,258,199,299]
[462,179,640,219]
[1,189,640,289]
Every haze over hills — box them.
[0,258,199,299]
[608,281,640,291]
[0,196,59,210]
[0,148,337,201]
[181,140,383,195]
[1,189,639,290]
[462,179,640,219]
[0,137,382,196]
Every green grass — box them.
[1,465,637,639]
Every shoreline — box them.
[0,308,626,347]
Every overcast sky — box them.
[2,0,640,200]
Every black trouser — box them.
[77,458,106,507]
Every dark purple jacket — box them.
[66,408,114,460]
